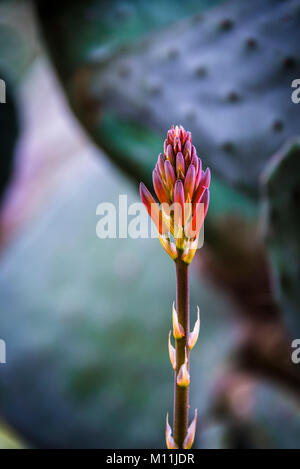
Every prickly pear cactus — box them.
[261,137,300,335]
[36,0,300,196]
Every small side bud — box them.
[159,235,178,261]
[181,237,199,265]
[177,348,190,387]
[172,302,185,340]
[166,414,178,449]
[183,409,197,449]
[168,331,176,370]
[188,306,200,350]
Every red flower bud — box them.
[157,153,166,180]
[201,168,211,188]
[165,144,175,166]
[139,182,168,235]
[153,169,170,205]
[184,165,195,202]
[183,140,192,163]
[164,160,176,193]
[176,152,185,179]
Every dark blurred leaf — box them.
[0,72,18,204]
[261,137,300,336]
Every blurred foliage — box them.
[35,0,226,77]
[262,138,300,335]
[0,0,38,203]
[0,156,234,448]
[0,72,18,203]
[35,0,300,198]
[0,421,25,449]
[0,1,38,83]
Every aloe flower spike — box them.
[139,125,211,449]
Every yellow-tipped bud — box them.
[165,413,178,449]
[177,348,190,387]
[159,234,178,261]
[188,306,200,350]
[183,409,197,449]
[184,194,192,226]
[181,237,199,265]
[172,302,185,340]
[168,331,176,370]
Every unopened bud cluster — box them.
[140,125,210,264]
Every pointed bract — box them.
[183,409,197,449]
[181,237,199,264]
[168,331,176,370]
[177,348,190,387]
[159,234,178,261]
[172,302,185,340]
[188,306,200,350]
[166,414,178,449]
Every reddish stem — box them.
[173,259,190,448]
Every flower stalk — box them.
[140,125,210,449]
[173,260,190,447]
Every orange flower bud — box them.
[140,125,210,263]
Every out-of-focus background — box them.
[0,0,300,449]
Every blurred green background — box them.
[0,0,300,449]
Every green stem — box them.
[173,259,190,448]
